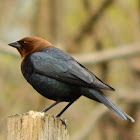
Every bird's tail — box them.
[82,88,135,122]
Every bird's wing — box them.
[30,48,114,91]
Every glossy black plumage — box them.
[8,36,135,122]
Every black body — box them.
[21,47,134,122]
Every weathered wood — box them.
[7,111,69,140]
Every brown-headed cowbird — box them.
[8,36,134,122]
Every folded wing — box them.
[30,48,114,91]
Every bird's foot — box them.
[55,116,67,128]
[60,118,67,128]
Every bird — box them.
[8,36,135,124]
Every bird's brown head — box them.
[8,36,53,58]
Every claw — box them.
[55,116,67,128]
[60,118,67,128]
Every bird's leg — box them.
[41,100,60,112]
[56,101,74,118]
[56,101,75,127]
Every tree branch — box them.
[1,42,140,65]
[70,89,139,140]
[74,0,114,44]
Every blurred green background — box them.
[0,0,140,140]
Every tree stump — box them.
[7,110,69,140]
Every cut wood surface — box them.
[7,111,69,140]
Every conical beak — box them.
[8,41,20,49]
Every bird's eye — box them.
[22,41,27,46]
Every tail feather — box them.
[84,88,135,122]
